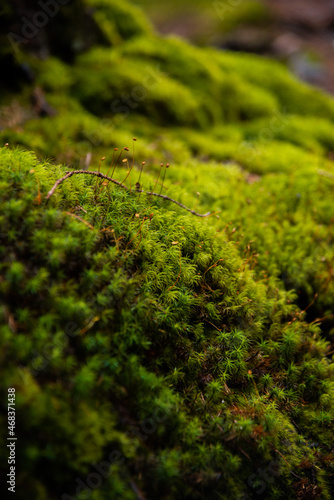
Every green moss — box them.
[213,0,271,33]
[118,35,278,122]
[242,115,334,155]
[33,58,74,93]
[0,146,333,499]
[85,0,153,44]
[1,0,334,498]
[212,50,334,119]
[72,46,215,128]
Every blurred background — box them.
[2,0,334,168]
[134,0,334,95]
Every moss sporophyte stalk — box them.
[1,0,334,498]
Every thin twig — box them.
[46,170,211,217]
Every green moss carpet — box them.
[0,1,334,498]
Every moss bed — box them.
[0,1,334,499]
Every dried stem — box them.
[45,170,211,217]
[151,163,163,197]
[159,163,169,195]
[95,156,105,195]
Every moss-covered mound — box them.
[1,0,334,498]
[1,146,334,500]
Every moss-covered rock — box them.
[0,0,334,498]
[1,146,334,500]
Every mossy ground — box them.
[0,0,334,499]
